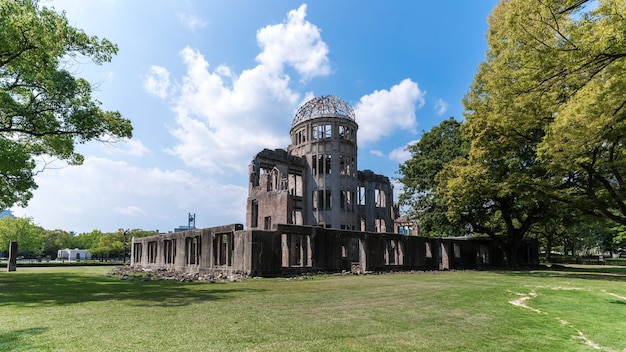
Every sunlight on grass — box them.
[1,266,625,351]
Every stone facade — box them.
[131,223,538,277]
[247,96,395,232]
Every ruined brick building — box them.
[247,96,394,233]
[131,96,538,277]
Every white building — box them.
[57,248,91,261]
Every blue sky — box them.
[12,0,498,233]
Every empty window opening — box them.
[147,241,157,263]
[289,174,303,196]
[264,216,272,230]
[133,243,143,263]
[251,200,259,228]
[375,189,386,208]
[290,209,303,225]
[375,218,386,233]
[325,154,332,174]
[454,243,461,259]
[282,234,311,268]
[213,233,233,266]
[325,190,332,210]
[425,242,432,258]
[164,239,176,264]
[185,236,200,265]
[357,186,366,206]
[387,240,397,265]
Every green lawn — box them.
[1,265,625,351]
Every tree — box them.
[440,0,626,267]
[40,229,70,257]
[436,0,568,267]
[465,0,626,225]
[0,216,44,257]
[531,0,626,226]
[397,118,469,236]
[0,0,133,209]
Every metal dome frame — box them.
[292,96,356,126]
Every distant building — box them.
[57,249,91,261]
[174,213,196,232]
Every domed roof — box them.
[292,96,356,126]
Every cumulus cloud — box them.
[354,79,426,145]
[144,66,170,99]
[12,156,247,233]
[158,5,331,174]
[434,98,449,116]
[389,139,419,164]
[256,4,330,81]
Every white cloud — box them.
[114,206,146,216]
[256,4,330,81]
[161,5,331,175]
[389,139,419,164]
[12,157,247,233]
[144,66,170,99]
[369,150,385,158]
[434,98,449,116]
[179,12,207,32]
[354,79,426,145]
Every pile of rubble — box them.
[108,266,243,282]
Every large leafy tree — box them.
[439,0,626,267]
[529,0,626,225]
[0,0,132,209]
[0,216,44,256]
[436,0,565,267]
[397,118,469,236]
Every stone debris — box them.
[108,266,240,282]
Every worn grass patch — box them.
[1,266,625,351]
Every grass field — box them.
[1,265,625,351]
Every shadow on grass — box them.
[497,264,626,282]
[0,271,265,307]
[0,327,48,352]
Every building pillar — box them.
[7,241,17,272]
[358,237,367,273]
[440,241,450,270]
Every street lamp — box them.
[123,230,130,264]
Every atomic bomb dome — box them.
[292,95,356,126]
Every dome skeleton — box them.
[292,95,356,126]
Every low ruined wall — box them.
[130,223,538,277]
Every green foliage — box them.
[613,225,626,248]
[467,0,626,225]
[0,0,132,209]
[397,118,468,236]
[432,0,626,266]
[0,216,43,256]
[71,228,155,260]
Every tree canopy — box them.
[398,0,626,267]
[0,216,44,256]
[397,118,468,236]
[0,0,132,209]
